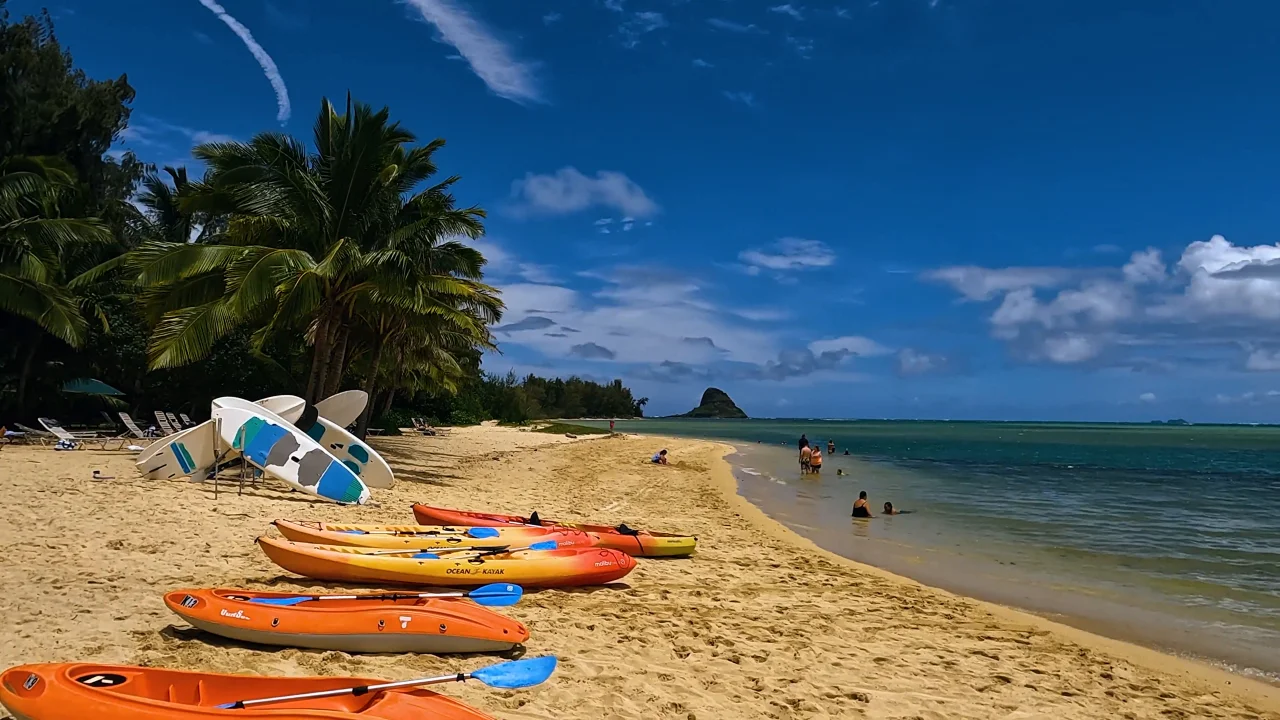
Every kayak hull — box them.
[411,504,697,557]
[273,519,600,551]
[163,589,527,654]
[0,663,494,720]
[258,536,635,588]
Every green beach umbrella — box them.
[61,378,125,396]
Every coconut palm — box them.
[123,95,502,408]
[0,156,113,346]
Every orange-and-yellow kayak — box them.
[163,588,528,654]
[273,519,600,551]
[0,663,494,720]
[257,536,635,588]
[411,503,697,557]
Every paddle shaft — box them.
[226,673,470,708]
[306,590,470,601]
[358,544,511,557]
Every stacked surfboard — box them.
[134,391,388,505]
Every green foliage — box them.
[0,4,647,437]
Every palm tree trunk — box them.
[380,347,404,417]
[15,334,44,412]
[354,334,386,439]
[323,326,350,399]
[308,308,338,404]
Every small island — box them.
[679,388,748,419]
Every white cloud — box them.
[1122,248,1165,285]
[786,35,815,58]
[707,18,765,33]
[618,11,667,47]
[603,0,624,11]
[1165,235,1280,320]
[809,336,891,357]
[770,4,804,19]
[401,0,542,105]
[734,308,789,322]
[542,11,561,25]
[924,265,1073,301]
[739,238,835,272]
[509,167,659,218]
[195,0,291,123]
[692,58,714,68]
[897,348,948,376]
[721,90,757,107]
[1246,349,1280,372]
[834,7,851,18]
[1139,392,1156,402]
[1041,334,1102,364]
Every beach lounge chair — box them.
[13,422,54,445]
[154,410,177,436]
[411,418,438,436]
[38,417,128,451]
[118,412,157,444]
[178,412,196,428]
[166,411,183,432]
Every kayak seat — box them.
[166,680,206,705]
[363,691,448,719]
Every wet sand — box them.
[1,427,1277,719]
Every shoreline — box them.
[2,428,1278,718]
[699,437,1280,709]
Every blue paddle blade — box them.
[413,552,440,559]
[467,583,523,607]
[527,540,559,551]
[466,527,500,539]
[470,656,557,689]
[339,529,366,534]
[248,596,313,606]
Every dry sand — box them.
[1,427,1278,719]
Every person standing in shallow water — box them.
[827,439,836,455]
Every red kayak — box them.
[411,504,696,557]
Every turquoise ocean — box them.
[585,419,1280,682]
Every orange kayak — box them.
[411,504,697,557]
[163,588,528,654]
[258,536,635,588]
[273,519,600,551]
[0,663,494,720]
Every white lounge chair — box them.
[38,417,127,451]
[118,412,157,443]
[154,410,177,436]
[178,412,197,428]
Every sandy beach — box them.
[1,427,1278,720]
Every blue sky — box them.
[32,0,1280,421]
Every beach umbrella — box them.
[61,378,125,396]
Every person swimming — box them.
[852,490,872,518]
[883,502,912,515]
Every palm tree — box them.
[0,156,113,407]
[122,95,502,411]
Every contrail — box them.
[196,0,291,123]
[401,0,542,105]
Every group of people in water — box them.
[796,434,909,519]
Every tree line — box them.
[0,5,644,436]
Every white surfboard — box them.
[314,390,368,428]
[292,410,395,489]
[137,395,307,480]
[252,395,306,424]
[135,420,217,480]
[212,400,371,505]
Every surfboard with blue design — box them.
[211,403,371,505]
[290,411,395,489]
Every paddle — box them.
[354,540,559,559]
[247,582,523,607]
[215,656,557,709]
[338,526,501,539]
